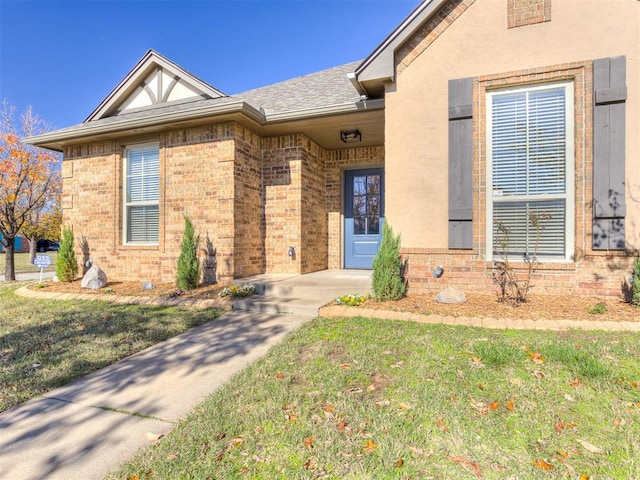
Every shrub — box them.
[55,227,78,282]
[492,211,550,305]
[588,302,607,315]
[176,215,200,290]
[371,222,406,301]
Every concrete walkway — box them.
[0,270,55,282]
[0,310,312,480]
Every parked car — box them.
[37,239,59,252]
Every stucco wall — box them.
[385,0,639,296]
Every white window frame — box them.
[486,81,574,262]
[123,142,160,245]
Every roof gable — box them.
[85,49,227,122]
[355,0,473,96]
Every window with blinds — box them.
[124,143,159,244]
[487,82,574,261]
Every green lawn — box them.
[1,252,58,273]
[107,316,640,480]
[0,284,223,412]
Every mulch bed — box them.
[27,280,639,322]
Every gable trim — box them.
[85,49,227,122]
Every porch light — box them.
[340,129,361,143]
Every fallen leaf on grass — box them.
[239,466,249,473]
[569,377,584,387]
[275,372,285,379]
[398,402,412,410]
[490,401,500,411]
[127,476,139,480]
[167,454,177,460]
[304,435,315,450]
[578,440,603,454]
[304,456,318,470]
[339,363,350,369]
[580,474,590,480]
[613,418,625,428]
[395,458,404,468]
[529,351,544,364]
[408,446,433,457]
[324,404,336,412]
[375,400,391,409]
[435,417,449,432]
[555,421,578,433]
[564,394,575,402]
[363,439,377,453]
[506,398,515,411]
[444,454,483,477]
[470,355,484,368]
[145,432,165,442]
[532,370,546,378]
[533,458,555,471]
[557,450,569,458]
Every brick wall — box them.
[234,125,264,277]
[507,0,551,29]
[300,136,328,273]
[326,146,385,269]
[399,60,636,298]
[164,124,237,284]
[262,135,304,274]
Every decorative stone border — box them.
[318,305,640,332]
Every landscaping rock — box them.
[81,265,107,290]
[436,287,467,304]
[142,282,155,290]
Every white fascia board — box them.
[355,0,447,84]
[24,100,259,150]
[263,98,384,123]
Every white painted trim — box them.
[122,142,160,246]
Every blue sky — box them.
[0,0,417,131]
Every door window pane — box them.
[351,173,382,236]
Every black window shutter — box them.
[593,56,626,250]
[448,77,473,249]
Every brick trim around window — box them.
[507,0,551,29]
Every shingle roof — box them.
[24,60,370,150]
[233,61,363,113]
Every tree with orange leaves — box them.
[0,100,61,280]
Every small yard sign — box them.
[34,254,51,282]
